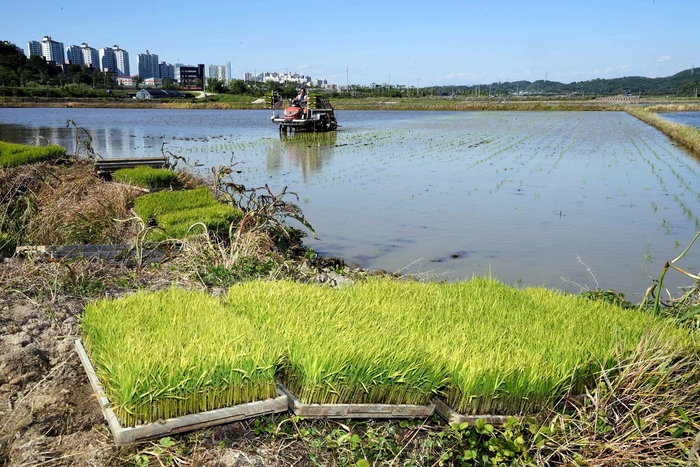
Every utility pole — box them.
[346,65,348,92]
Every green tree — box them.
[91,69,107,88]
[161,76,178,90]
[23,54,53,85]
[282,82,299,98]
[0,41,27,86]
[228,79,248,94]
[206,78,226,93]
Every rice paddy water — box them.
[3,108,700,299]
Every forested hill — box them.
[456,68,700,97]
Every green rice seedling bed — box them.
[228,278,696,416]
[278,383,435,419]
[82,277,696,436]
[112,166,178,189]
[81,288,282,429]
[0,141,65,167]
[75,339,288,445]
[133,187,241,240]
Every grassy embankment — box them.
[626,105,700,158]
[4,93,698,111]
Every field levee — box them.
[2,95,698,111]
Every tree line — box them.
[3,39,700,99]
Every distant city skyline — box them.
[3,0,698,87]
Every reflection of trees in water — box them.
[0,124,146,158]
[266,132,337,180]
[0,125,69,148]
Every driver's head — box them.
[300,88,305,94]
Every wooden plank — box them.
[75,339,289,445]
[94,157,170,177]
[431,398,513,426]
[278,384,434,419]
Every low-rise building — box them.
[117,75,136,87]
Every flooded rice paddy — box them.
[659,111,700,130]
[2,108,700,300]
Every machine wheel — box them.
[318,114,329,132]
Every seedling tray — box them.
[431,398,512,426]
[75,339,288,445]
[278,384,434,419]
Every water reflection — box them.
[266,132,337,180]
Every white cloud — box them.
[656,55,672,63]
[444,71,481,81]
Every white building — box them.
[117,76,136,87]
[40,36,64,64]
[80,43,99,68]
[208,64,227,82]
[245,71,314,86]
[142,77,162,87]
[99,47,115,73]
[112,45,130,77]
[27,36,64,63]
[137,50,159,79]
[100,45,130,76]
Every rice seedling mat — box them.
[278,384,435,419]
[431,398,512,426]
[75,339,288,445]
[94,156,169,178]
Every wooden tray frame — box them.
[278,384,435,419]
[75,339,288,445]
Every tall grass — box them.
[0,141,65,168]
[81,288,281,427]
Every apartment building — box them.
[208,64,227,82]
[66,44,82,65]
[80,43,99,68]
[26,36,64,64]
[137,50,159,79]
[100,45,129,76]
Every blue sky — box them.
[2,0,697,86]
